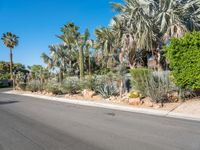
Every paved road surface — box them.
[0,89,200,150]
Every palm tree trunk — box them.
[10,48,13,79]
[79,45,84,79]
[59,69,64,82]
[88,56,91,75]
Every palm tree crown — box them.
[1,32,19,49]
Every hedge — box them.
[165,32,200,89]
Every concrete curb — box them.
[3,91,200,122]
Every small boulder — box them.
[153,104,162,109]
[142,97,154,107]
[167,91,179,102]
[128,98,141,105]
[82,89,96,98]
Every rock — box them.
[128,98,141,105]
[46,92,54,96]
[153,104,162,109]
[92,95,103,101]
[82,89,96,98]
[42,91,47,95]
[168,91,179,102]
[122,94,129,101]
[105,98,111,101]
[65,94,70,98]
[142,97,154,107]
[110,96,117,101]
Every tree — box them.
[94,27,119,69]
[41,44,70,82]
[58,23,92,79]
[78,29,91,79]
[110,0,200,68]
[1,32,19,79]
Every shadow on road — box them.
[0,101,19,105]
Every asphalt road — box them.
[0,89,200,150]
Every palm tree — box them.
[94,27,118,69]
[110,0,200,68]
[1,32,19,79]
[58,23,91,79]
[84,39,93,75]
[41,44,70,82]
[156,0,200,42]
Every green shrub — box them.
[26,80,43,92]
[130,68,152,97]
[165,32,200,90]
[60,77,80,94]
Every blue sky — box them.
[0,0,122,66]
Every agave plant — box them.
[96,83,118,98]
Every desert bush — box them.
[17,83,26,91]
[60,77,81,94]
[15,72,26,91]
[79,76,97,91]
[26,80,43,92]
[44,79,61,94]
[147,72,175,103]
[165,32,200,90]
[130,68,175,103]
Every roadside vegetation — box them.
[1,0,200,107]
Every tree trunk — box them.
[88,56,91,75]
[120,79,124,98]
[10,48,13,79]
[79,45,84,79]
[59,69,64,83]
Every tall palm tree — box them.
[84,39,93,75]
[1,32,19,79]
